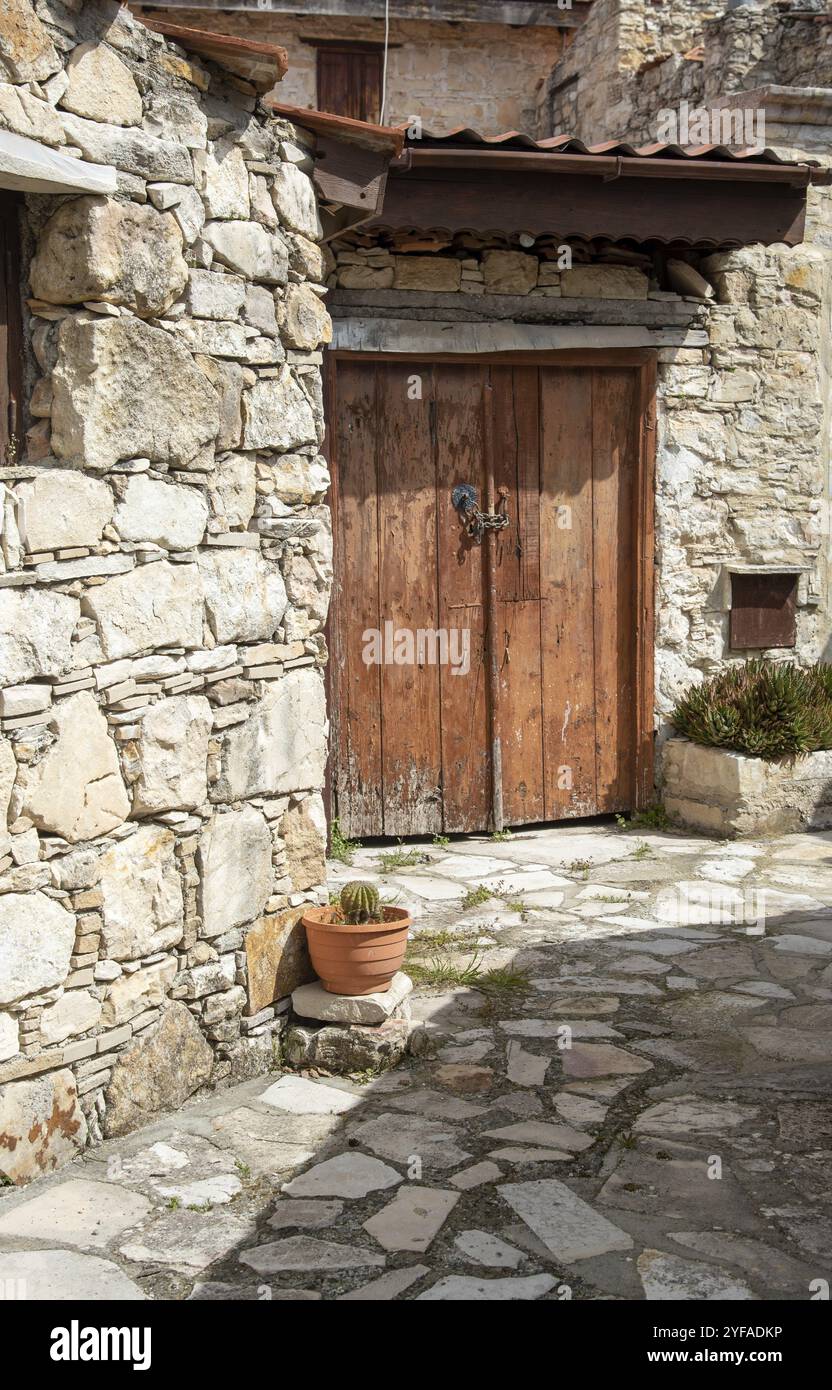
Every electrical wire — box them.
[379,0,390,125]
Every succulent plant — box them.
[671,660,832,760]
[339,880,382,924]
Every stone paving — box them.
[1,822,831,1301]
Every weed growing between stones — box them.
[330,818,361,865]
[375,842,432,871]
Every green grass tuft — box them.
[329,818,361,865]
[376,842,431,871]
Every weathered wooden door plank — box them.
[591,368,638,812]
[333,361,384,836]
[540,367,598,819]
[490,366,545,826]
[435,365,490,832]
[376,362,443,835]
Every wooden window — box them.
[317,46,382,123]
[729,572,798,650]
[0,193,24,467]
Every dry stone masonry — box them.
[0,1,332,1182]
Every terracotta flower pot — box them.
[302,906,411,996]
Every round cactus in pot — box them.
[339,880,382,924]
[302,878,411,996]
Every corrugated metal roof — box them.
[405,127,823,168]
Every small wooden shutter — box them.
[317,47,382,123]
[0,193,24,466]
[730,572,798,649]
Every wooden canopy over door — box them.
[328,351,655,838]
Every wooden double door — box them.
[329,353,655,838]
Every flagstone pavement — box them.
[2,822,831,1301]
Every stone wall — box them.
[136,5,565,134]
[537,2,831,147]
[536,0,722,143]
[0,1,332,1182]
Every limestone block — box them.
[59,112,192,183]
[18,692,129,843]
[284,1019,411,1075]
[209,452,256,528]
[0,1012,18,1063]
[32,197,187,318]
[244,906,314,1015]
[281,794,327,892]
[196,140,250,220]
[50,847,101,891]
[0,0,61,83]
[0,1071,87,1184]
[99,825,184,961]
[245,284,278,336]
[40,989,102,1045]
[283,553,329,624]
[195,356,243,452]
[204,220,288,284]
[0,891,75,1005]
[482,251,538,295]
[270,453,330,505]
[130,695,212,815]
[51,317,218,470]
[215,669,327,800]
[103,1003,212,1139]
[0,738,16,859]
[16,469,114,553]
[101,958,177,1027]
[338,265,394,290]
[279,284,333,350]
[0,83,64,146]
[292,972,413,1026]
[667,259,714,300]
[393,257,461,292]
[560,266,649,300]
[250,173,277,229]
[0,685,51,719]
[198,805,272,938]
[175,319,247,359]
[82,561,203,660]
[198,548,287,644]
[113,475,209,551]
[241,369,317,452]
[186,268,246,321]
[168,185,205,244]
[271,163,321,239]
[0,588,79,686]
[61,41,142,127]
[144,86,208,150]
[287,233,326,283]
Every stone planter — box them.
[662,736,832,837]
